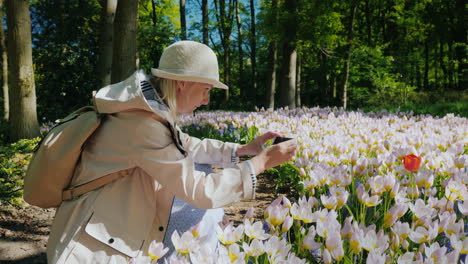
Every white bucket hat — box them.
[151,41,228,89]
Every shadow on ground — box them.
[0,253,47,264]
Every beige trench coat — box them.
[46,71,256,264]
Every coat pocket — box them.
[85,212,145,258]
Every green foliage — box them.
[182,122,258,145]
[27,0,182,124]
[31,0,101,122]
[360,101,468,118]
[137,0,180,72]
[0,138,39,207]
[183,122,302,193]
[0,119,9,144]
[264,162,303,195]
[257,0,281,41]
[298,1,343,48]
[22,0,466,120]
[356,84,468,117]
[349,46,418,108]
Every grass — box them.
[358,101,468,118]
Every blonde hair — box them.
[149,77,178,121]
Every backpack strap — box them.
[61,112,184,202]
[62,169,134,201]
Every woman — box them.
[46,40,297,263]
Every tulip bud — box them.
[323,249,333,264]
[299,168,307,178]
[403,154,422,172]
[407,185,420,199]
[402,239,409,249]
[281,216,293,233]
[244,207,255,222]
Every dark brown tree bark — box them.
[0,0,8,121]
[151,0,157,25]
[340,1,357,110]
[5,0,40,141]
[111,0,138,84]
[97,0,117,87]
[180,0,186,40]
[202,0,209,44]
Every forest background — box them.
[0,1,467,262]
[0,0,467,143]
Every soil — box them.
[0,206,54,263]
[0,173,289,263]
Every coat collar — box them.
[94,70,175,125]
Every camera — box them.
[272,137,293,145]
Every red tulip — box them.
[403,154,422,172]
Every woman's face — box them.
[176,81,213,115]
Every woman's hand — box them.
[249,139,297,175]
[236,131,283,156]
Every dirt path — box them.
[0,206,54,263]
[0,174,285,263]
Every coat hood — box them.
[94,71,174,124]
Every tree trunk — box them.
[416,63,422,91]
[151,0,157,25]
[266,41,277,109]
[424,41,429,90]
[5,0,40,141]
[438,40,447,90]
[266,0,278,109]
[235,0,244,97]
[278,0,297,108]
[214,0,234,102]
[434,45,439,89]
[340,2,357,110]
[379,2,393,55]
[410,64,415,87]
[332,75,337,100]
[111,0,138,84]
[97,0,117,87]
[454,0,467,91]
[364,0,372,46]
[447,39,454,90]
[296,53,301,107]
[202,0,209,44]
[249,0,257,98]
[279,45,297,108]
[0,0,8,121]
[180,0,186,40]
[382,0,394,48]
[318,50,329,105]
[223,49,230,102]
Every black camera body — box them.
[272,137,293,144]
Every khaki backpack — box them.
[23,106,108,208]
[24,103,170,208]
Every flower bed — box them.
[150,107,468,264]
